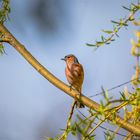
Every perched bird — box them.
[61,54,84,108]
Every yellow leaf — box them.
[134,30,140,39]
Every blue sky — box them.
[0,0,139,140]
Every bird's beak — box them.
[61,58,66,61]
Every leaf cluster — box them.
[0,0,10,23]
[86,2,140,48]
[0,0,10,55]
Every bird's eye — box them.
[67,56,70,59]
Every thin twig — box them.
[104,93,137,113]
[66,101,77,130]
[77,110,128,138]
[87,3,139,48]
[112,126,121,139]
[123,133,133,140]
[58,101,77,140]
[84,118,107,140]
[88,77,140,98]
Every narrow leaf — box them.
[86,43,96,47]
[111,20,120,25]
[102,30,113,34]
[122,6,131,11]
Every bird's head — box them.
[61,54,79,64]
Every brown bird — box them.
[61,54,84,108]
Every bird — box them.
[61,54,84,108]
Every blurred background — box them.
[0,0,139,140]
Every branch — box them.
[78,110,127,138]
[86,2,140,48]
[0,24,140,136]
[59,101,76,140]
[84,118,106,139]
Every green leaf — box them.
[71,130,76,136]
[0,0,10,23]
[115,33,119,37]
[120,92,126,100]
[60,128,65,131]
[104,131,114,140]
[0,43,4,55]
[46,138,54,140]
[136,88,140,92]
[86,43,96,47]
[101,36,105,41]
[89,135,95,140]
[96,41,104,46]
[122,23,128,26]
[113,26,118,33]
[111,20,120,25]
[122,6,131,11]
[111,39,115,41]
[105,42,111,45]
[102,30,113,34]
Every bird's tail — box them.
[76,87,85,108]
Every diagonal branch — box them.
[0,24,140,136]
[58,101,77,140]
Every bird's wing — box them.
[72,63,84,78]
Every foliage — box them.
[0,0,10,23]
[86,1,140,49]
[0,42,4,54]
[0,0,10,55]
